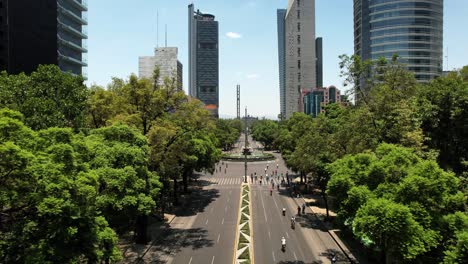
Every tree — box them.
[417,68,468,174]
[353,198,438,263]
[251,119,279,150]
[0,109,121,263]
[0,65,88,131]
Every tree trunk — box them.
[300,172,304,184]
[183,170,190,194]
[173,177,179,205]
[322,191,330,220]
[135,215,148,244]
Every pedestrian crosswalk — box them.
[202,177,243,185]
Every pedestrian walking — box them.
[302,204,306,214]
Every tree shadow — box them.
[175,188,220,217]
[132,227,213,263]
[320,248,349,263]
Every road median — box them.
[233,183,254,264]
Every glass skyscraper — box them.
[188,4,219,117]
[354,0,443,82]
[0,0,88,76]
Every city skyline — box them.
[87,0,468,119]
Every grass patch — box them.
[238,242,248,250]
[242,199,249,207]
[242,206,249,214]
[239,233,249,244]
[241,223,250,233]
[241,213,249,222]
[239,248,250,260]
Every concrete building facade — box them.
[284,0,316,119]
[0,0,88,76]
[139,47,183,90]
[188,4,219,117]
[354,0,443,82]
[277,9,287,119]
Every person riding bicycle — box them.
[281,236,286,249]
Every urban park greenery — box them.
[252,57,468,263]
[0,65,228,262]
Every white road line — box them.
[189,257,193,264]
[293,251,298,260]
[260,190,268,222]
[217,233,221,243]
[286,231,290,238]
[268,231,271,239]
[272,251,276,262]
[205,219,209,225]
[211,256,215,264]
[273,196,279,210]
[221,218,224,225]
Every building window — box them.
[297,22,301,32]
[297,35,301,45]
[297,47,301,57]
[297,0,300,7]
[298,72,301,83]
[297,10,300,19]
[298,60,301,69]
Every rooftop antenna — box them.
[156,11,159,48]
[165,24,167,47]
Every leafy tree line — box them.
[252,57,468,263]
[0,65,235,262]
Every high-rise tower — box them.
[283,0,316,119]
[354,0,443,82]
[0,0,88,76]
[188,4,219,117]
[277,9,287,119]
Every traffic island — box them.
[234,184,254,264]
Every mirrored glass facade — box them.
[354,0,443,82]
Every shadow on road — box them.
[175,187,220,217]
[131,227,214,263]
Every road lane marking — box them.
[293,251,298,260]
[221,218,224,225]
[211,256,215,264]
[272,251,276,262]
[286,231,290,238]
[188,257,193,264]
[217,233,220,243]
[268,231,271,239]
[205,219,209,225]
[227,197,230,203]
[225,206,227,212]
[260,190,268,222]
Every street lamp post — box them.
[244,107,248,183]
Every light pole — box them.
[244,107,248,183]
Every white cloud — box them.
[226,32,242,39]
[246,74,260,79]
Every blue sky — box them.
[87,0,468,119]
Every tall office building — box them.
[188,4,219,117]
[283,0,316,119]
[316,37,323,88]
[0,0,88,76]
[139,47,183,90]
[354,0,443,82]
[277,9,287,119]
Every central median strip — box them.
[234,183,254,264]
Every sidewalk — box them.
[300,192,369,264]
[118,213,176,263]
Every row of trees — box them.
[0,65,236,262]
[252,57,468,263]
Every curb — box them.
[133,214,177,264]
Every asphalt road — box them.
[251,151,351,264]
[150,137,350,264]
